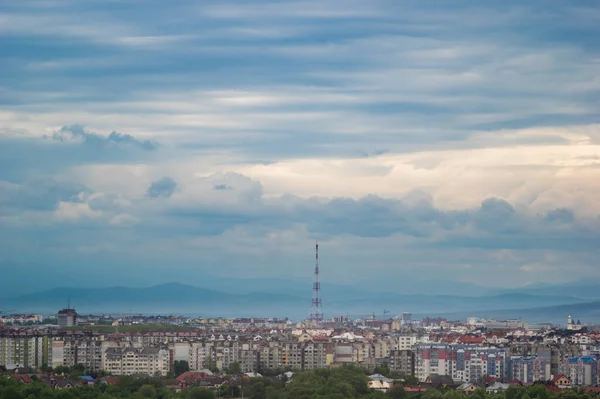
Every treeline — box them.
[1,366,599,399]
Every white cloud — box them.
[109,213,140,226]
[53,201,102,221]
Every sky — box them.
[1,0,600,292]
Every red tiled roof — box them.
[551,374,569,383]
[12,374,32,384]
[457,335,486,344]
[177,372,210,382]
[104,376,120,385]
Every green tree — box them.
[443,390,466,399]
[219,384,241,398]
[175,360,190,376]
[228,361,242,374]
[265,385,285,399]
[187,387,216,399]
[505,385,525,399]
[250,381,267,399]
[471,388,488,399]
[388,386,407,399]
[527,385,551,399]
[55,366,70,375]
[138,384,157,398]
[399,375,419,386]
[374,364,392,377]
[366,391,389,399]
[423,389,444,399]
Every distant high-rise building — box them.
[57,308,78,328]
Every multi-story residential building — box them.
[509,356,551,383]
[240,345,259,373]
[190,342,214,371]
[302,341,329,370]
[282,341,303,370]
[104,348,124,375]
[415,344,506,383]
[374,339,390,359]
[561,357,600,386]
[415,343,452,380]
[396,334,419,351]
[507,342,581,376]
[57,309,78,328]
[51,336,107,371]
[259,342,283,371]
[102,347,170,376]
[0,335,51,369]
[456,347,506,382]
[389,349,414,376]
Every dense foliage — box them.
[1,366,598,399]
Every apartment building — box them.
[561,357,600,386]
[102,347,170,376]
[259,342,283,371]
[0,335,51,369]
[389,349,414,376]
[302,341,329,370]
[190,342,214,371]
[509,356,551,383]
[414,344,507,383]
[57,309,78,328]
[396,335,419,351]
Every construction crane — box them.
[383,309,390,319]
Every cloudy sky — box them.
[1,0,600,292]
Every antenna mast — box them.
[310,241,323,326]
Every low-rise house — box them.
[177,371,213,387]
[368,379,392,391]
[79,376,94,385]
[456,382,479,394]
[424,375,455,388]
[486,382,510,394]
[368,374,393,384]
[11,374,33,384]
[551,374,571,389]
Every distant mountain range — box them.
[2,281,600,323]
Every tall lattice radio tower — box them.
[309,241,323,326]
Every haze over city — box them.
[4,3,600,399]
[2,0,600,311]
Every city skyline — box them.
[2,0,600,289]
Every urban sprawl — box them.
[1,309,600,394]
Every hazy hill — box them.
[3,282,599,322]
[3,283,305,316]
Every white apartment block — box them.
[0,335,50,369]
[103,347,170,376]
[415,344,507,383]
